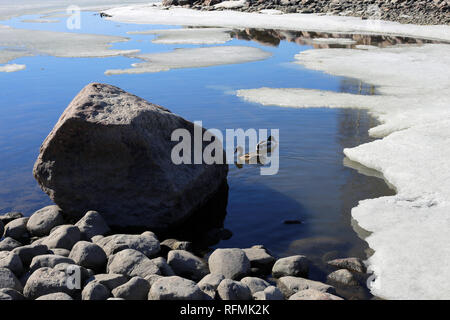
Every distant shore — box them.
[163,0,450,25]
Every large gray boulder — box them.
[33,83,228,231]
[253,286,284,300]
[272,255,309,278]
[276,276,336,298]
[240,276,270,294]
[107,249,160,279]
[197,273,224,299]
[96,232,160,258]
[36,292,74,300]
[23,267,76,299]
[327,257,366,273]
[86,273,128,291]
[0,267,23,292]
[0,251,24,276]
[29,254,75,273]
[3,217,29,240]
[208,248,250,280]
[289,289,344,300]
[42,225,81,250]
[82,281,110,300]
[217,279,252,300]
[69,241,107,272]
[0,237,22,252]
[167,250,209,281]
[111,276,150,300]
[12,244,49,266]
[149,276,208,300]
[26,205,64,237]
[75,211,110,240]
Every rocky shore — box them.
[162,0,450,25]
[0,206,371,300]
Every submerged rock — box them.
[33,83,228,231]
[272,255,309,278]
[327,257,366,273]
[327,269,359,287]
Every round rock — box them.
[3,217,29,241]
[289,289,344,300]
[0,237,23,252]
[149,276,208,300]
[23,267,75,299]
[217,279,252,300]
[240,276,270,294]
[75,210,110,240]
[167,250,209,281]
[111,276,150,300]
[69,241,107,272]
[198,273,224,299]
[0,251,24,276]
[96,232,160,258]
[82,281,110,300]
[253,286,284,300]
[0,267,23,292]
[272,255,309,278]
[107,249,160,279]
[26,205,64,237]
[208,248,250,280]
[326,269,359,286]
[42,225,81,250]
[36,292,73,300]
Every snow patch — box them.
[128,27,232,44]
[105,45,271,75]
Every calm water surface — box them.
[0,12,409,298]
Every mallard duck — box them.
[235,146,266,166]
[256,135,278,154]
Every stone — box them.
[12,244,49,266]
[29,254,75,273]
[82,281,110,300]
[107,297,124,300]
[243,247,275,273]
[0,267,23,292]
[23,267,75,299]
[0,251,24,276]
[0,212,23,225]
[327,257,367,273]
[240,276,270,294]
[86,274,128,291]
[276,276,336,298]
[217,279,252,300]
[36,292,74,300]
[26,205,64,237]
[33,83,228,231]
[272,255,309,278]
[252,285,284,300]
[96,233,160,258]
[75,210,110,240]
[3,217,29,240]
[167,250,209,281]
[198,273,224,299]
[151,257,175,276]
[149,276,208,300]
[162,0,178,5]
[54,263,94,285]
[0,288,25,300]
[0,237,23,251]
[208,248,250,280]
[42,225,81,250]
[111,276,150,300]
[69,241,107,272]
[161,239,193,252]
[49,248,70,257]
[107,249,160,278]
[326,269,359,286]
[289,289,344,300]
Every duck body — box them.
[256,135,278,154]
[235,146,266,165]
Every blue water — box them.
[0,12,396,296]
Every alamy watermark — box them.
[171,121,280,176]
[66,5,81,30]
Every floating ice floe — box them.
[21,18,59,23]
[104,5,450,42]
[0,64,26,72]
[128,27,233,44]
[105,46,271,75]
[237,43,450,299]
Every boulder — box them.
[107,249,160,279]
[0,288,25,300]
[243,246,275,273]
[29,254,75,273]
[12,244,49,266]
[49,248,70,257]
[75,210,110,240]
[86,273,128,291]
[69,241,107,272]
[33,83,228,231]
[160,239,193,253]
[240,276,270,294]
[217,279,252,300]
[111,276,150,300]
[96,233,160,258]
[54,263,94,285]
[144,274,163,287]
[167,250,209,281]
[149,276,208,300]
[3,217,29,241]
[0,267,23,292]
[272,255,309,278]
[327,257,366,273]
[326,269,359,286]
[253,286,284,300]
[276,276,336,298]
[0,212,23,225]
[289,289,344,300]
[208,248,250,280]
[0,237,23,251]
[42,225,81,250]
[23,267,75,299]
[0,251,24,276]
[198,273,224,299]
[151,257,175,276]
[26,205,64,237]
[82,281,110,300]
[36,292,73,300]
